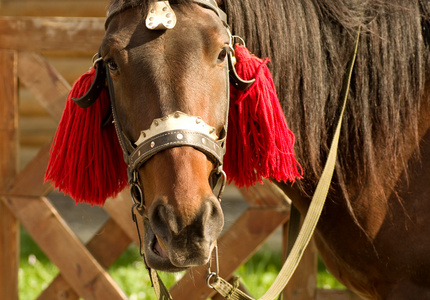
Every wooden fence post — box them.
[282,222,317,300]
[0,50,19,300]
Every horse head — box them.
[47,0,285,273]
[100,0,230,272]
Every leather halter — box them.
[73,0,255,205]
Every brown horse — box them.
[99,0,230,272]
[100,0,430,299]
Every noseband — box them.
[73,0,255,207]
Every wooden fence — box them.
[0,15,360,300]
[0,0,106,17]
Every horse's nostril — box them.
[201,196,224,236]
[200,197,219,223]
[150,204,177,238]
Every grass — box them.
[19,228,59,299]
[19,228,345,300]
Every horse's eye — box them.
[217,48,228,63]
[106,59,119,75]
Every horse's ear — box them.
[224,44,302,187]
[45,67,128,205]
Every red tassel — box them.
[45,67,128,205]
[224,44,302,187]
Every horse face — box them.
[100,3,229,272]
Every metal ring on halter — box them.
[227,27,233,49]
[130,183,144,206]
[206,244,219,288]
[206,272,218,289]
[232,35,246,47]
[209,167,227,201]
[92,56,103,68]
[88,53,103,70]
[217,169,227,201]
[129,171,146,211]
[91,52,99,62]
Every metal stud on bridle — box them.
[145,1,177,30]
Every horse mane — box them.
[107,0,430,205]
[224,0,430,205]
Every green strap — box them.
[148,268,173,300]
[210,27,361,300]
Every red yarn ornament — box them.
[45,67,128,205]
[224,44,302,187]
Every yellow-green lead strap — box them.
[149,268,173,300]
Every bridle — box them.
[72,0,255,210]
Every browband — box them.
[106,0,227,30]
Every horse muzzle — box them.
[125,112,227,272]
[143,194,224,272]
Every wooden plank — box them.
[0,1,106,17]
[103,190,141,245]
[0,50,18,189]
[316,289,361,300]
[38,218,132,300]
[170,207,289,300]
[0,49,19,300]
[19,89,52,117]
[239,180,291,208]
[0,203,19,300]
[18,52,71,122]
[19,117,57,147]
[282,222,317,300]
[0,16,105,52]
[1,195,128,300]
[42,55,95,84]
[8,142,53,197]
[85,218,132,267]
[38,276,80,300]
[12,51,72,194]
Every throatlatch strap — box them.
[209,27,361,300]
